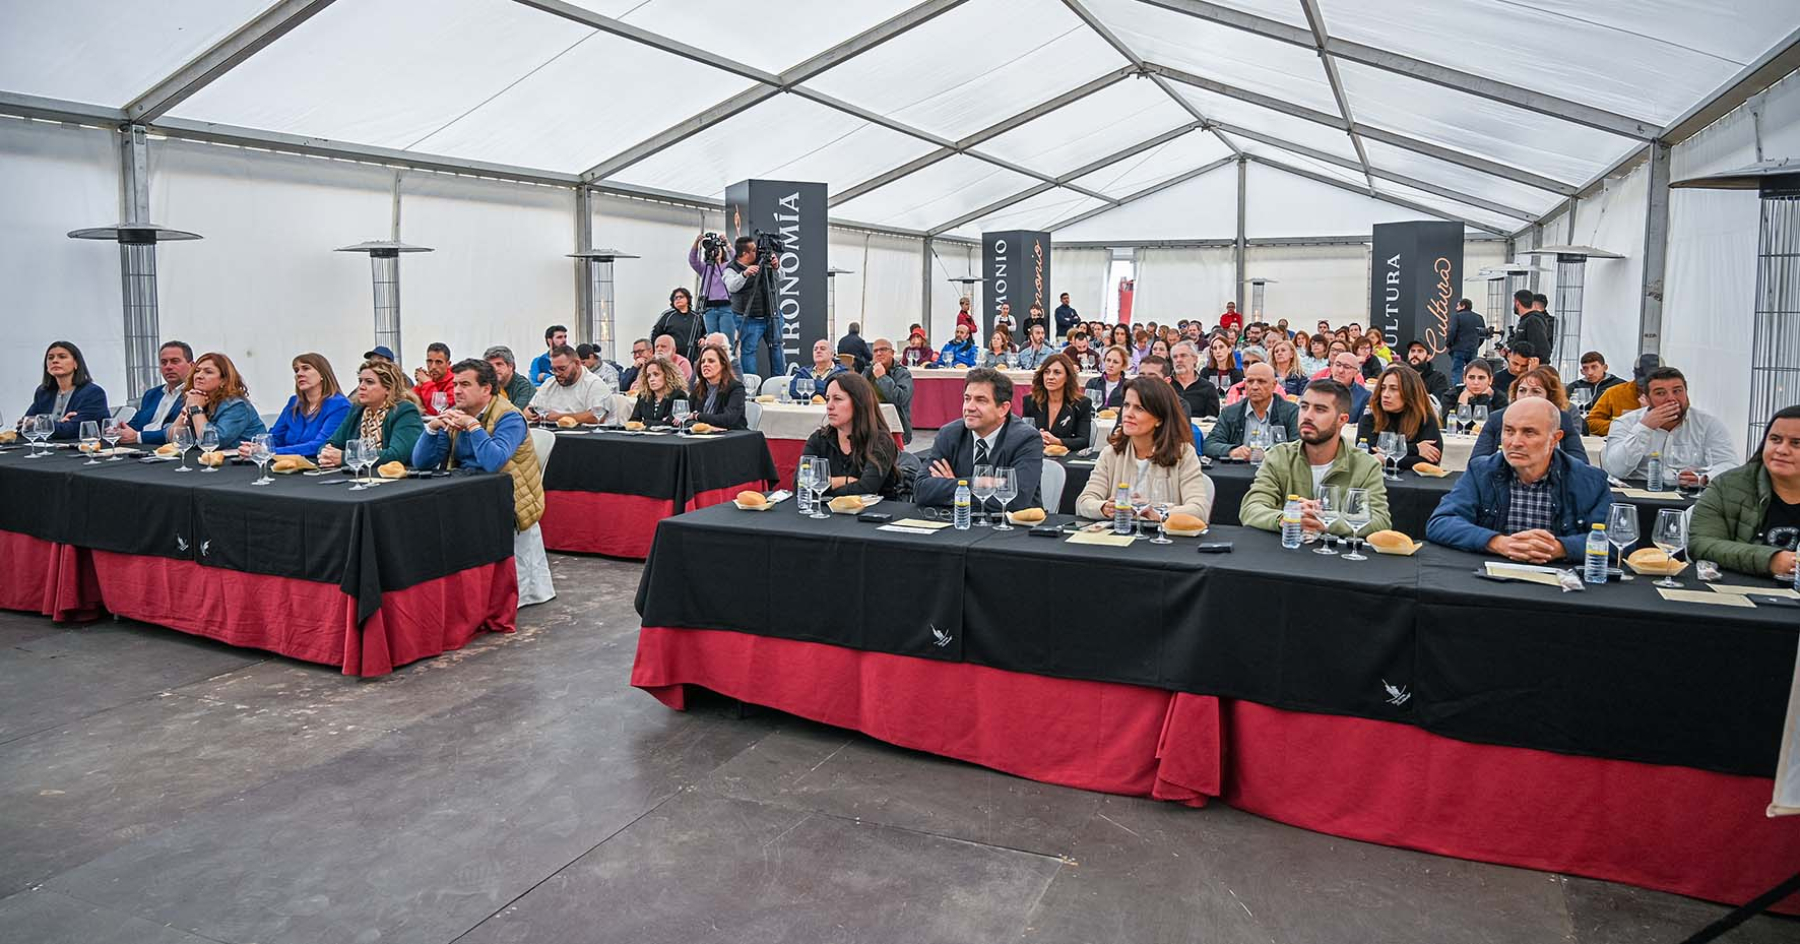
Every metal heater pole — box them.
[1552,254,1587,377]
[1749,178,1800,447]
[119,126,158,401]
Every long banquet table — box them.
[0,443,518,676]
[630,500,1800,910]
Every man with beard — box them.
[525,344,614,425]
[413,342,454,416]
[1601,367,1739,486]
[1403,340,1451,400]
[1240,379,1390,537]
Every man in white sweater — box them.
[1600,366,1738,487]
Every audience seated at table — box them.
[1241,380,1390,537]
[1427,398,1611,562]
[1468,367,1589,465]
[978,330,1016,369]
[1442,358,1508,425]
[1202,336,1243,394]
[938,323,978,368]
[1074,378,1214,523]
[1490,341,1539,398]
[789,338,848,400]
[1326,352,1373,423]
[628,356,688,427]
[800,373,901,499]
[321,361,425,468]
[1568,351,1626,406]
[689,344,747,429]
[413,342,454,415]
[485,345,536,409]
[1203,363,1299,461]
[915,367,1044,511]
[1015,324,1057,371]
[1355,364,1444,471]
[21,340,110,440]
[864,337,914,445]
[1169,341,1222,420]
[1600,366,1739,486]
[1084,345,1130,410]
[1266,337,1309,397]
[117,340,193,447]
[1401,341,1451,400]
[247,353,351,457]
[411,358,552,606]
[526,343,614,425]
[1690,405,1800,579]
[901,329,937,368]
[653,334,694,383]
[1063,329,1102,372]
[1587,353,1658,436]
[1021,352,1092,452]
[167,351,266,448]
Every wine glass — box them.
[79,420,102,464]
[361,436,382,486]
[1246,426,1268,465]
[431,391,448,415]
[1128,480,1151,540]
[1147,477,1173,544]
[1607,503,1639,580]
[992,467,1019,531]
[672,402,692,431]
[1341,488,1371,560]
[346,439,370,491]
[1269,427,1288,450]
[1377,431,1406,481]
[21,415,46,458]
[198,427,221,472]
[807,456,831,519]
[1314,484,1341,555]
[102,418,125,460]
[250,434,274,486]
[970,464,995,527]
[173,424,195,472]
[1570,387,1593,415]
[1651,508,1687,588]
[1471,404,1489,431]
[1455,403,1472,436]
[1668,442,1700,494]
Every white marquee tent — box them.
[2,0,1798,442]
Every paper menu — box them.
[1656,588,1754,607]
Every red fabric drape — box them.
[766,434,906,493]
[0,530,103,622]
[541,479,768,560]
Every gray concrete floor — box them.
[0,552,1793,944]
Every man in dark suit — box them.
[915,367,1044,511]
[115,340,194,447]
[1202,363,1300,460]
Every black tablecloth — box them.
[637,501,1798,777]
[0,446,515,622]
[540,429,777,508]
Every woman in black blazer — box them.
[1022,352,1092,450]
[801,372,900,498]
[1083,344,1129,410]
[688,344,746,429]
[628,355,688,426]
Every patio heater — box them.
[567,248,638,367]
[1671,158,1800,447]
[1247,277,1277,323]
[1521,245,1623,377]
[68,222,202,401]
[336,240,433,363]
[826,266,854,340]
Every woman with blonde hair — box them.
[168,351,266,448]
[321,360,424,467]
[628,355,688,426]
[1266,337,1308,397]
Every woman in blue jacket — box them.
[167,351,266,449]
[21,340,110,440]
[243,352,351,457]
[937,323,978,368]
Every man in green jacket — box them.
[1241,379,1391,538]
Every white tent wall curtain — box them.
[1241,244,1369,327]
[826,229,924,346]
[0,119,122,417]
[590,193,712,355]
[1050,248,1110,327]
[929,240,978,345]
[1565,164,1648,374]
[1129,247,1236,324]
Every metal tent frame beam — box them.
[124,0,338,123]
[1059,0,1244,157]
[1249,155,1508,235]
[1044,155,1237,232]
[1297,0,1373,190]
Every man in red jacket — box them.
[1218,301,1243,333]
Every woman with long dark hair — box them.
[168,351,266,448]
[689,344,746,429]
[1021,352,1092,450]
[1074,377,1213,522]
[1356,363,1444,470]
[800,372,900,498]
[1690,404,1800,578]
[252,352,351,456]
[22,340,110,439]
[1202,335,1242,393]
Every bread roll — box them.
[1413,462,1445,476]
[198,451,226,467]
[155,443,178,457]
[1366,530,1416,551]
[0,430,16,444]
[1043,444,1069,457]
[736,490,768,508]
[623,420,646,431]
[1097,408,1118,420]
[828,495,865,513]
[1165,512,1205,532]
[271,456,303,473]
[755,395,776,403]
[810,395,825,405]
[1009,507,1046,524]
[1627,547,1671,566]
[555,416,580,429]
[691,422,717,434]
[378,461,407,479]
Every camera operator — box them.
[723,235,785,377]
[690,233,736,359]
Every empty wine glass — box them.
[1269,427,1288,450]
[346,439,371,491]
[102,418,125,459]
[173,424,196,472]
[970,464,995,527]
[672,402,692,431]
[1377,431,1406,481]
[807,456,831,519]
[79,420,102,464]
[1570,387,1593,415]
[1314,484,1341,555]
[1455,402,1472,436]
[360,436,382,486]
[1128,481,1151,541]
[1607,502,1639,580]
[198,427,221,472]
[22,415,47,458]
[431,391,448,415]
[1148,477,1172,544]
[250,433,274,485]
[1246,426,1269,466]
[992,467,1020,531]
[1651,508,1687,588]
[1341,488,1371,560]
[1471,404,1489,430]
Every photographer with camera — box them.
[723,234,785,377]
[690,233,737,358]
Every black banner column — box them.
[982,230,1051,340]
[1370,221,1464,371]
[726,180,828,368]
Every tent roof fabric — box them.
[2,0,1794,239]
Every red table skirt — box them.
[540,479,766,560]
[911,374,1030,429]
[765,434,906,494]
[0,530,518,677]
[632,625,1800,912]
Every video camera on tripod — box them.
[751,229,786,268]
[698,231,730,265]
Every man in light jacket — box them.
[864,337,914,444]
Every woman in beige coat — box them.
[1076,377,1214,524]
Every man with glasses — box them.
[864,337,914,444]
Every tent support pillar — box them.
[1234,156,1247,311]
[575,186,595,331]
[1638,141,1671,356]
[117,124,160,402]
[921,237,935,337]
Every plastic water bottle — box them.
[1356,437,1370,455]
[1584,523,1609,585]
[953,480,972,530]
[1114,482,1133,535]
[1645,451,1662,491]
[1281,495,1303,549]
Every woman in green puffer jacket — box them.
[1689,406,1800,579]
